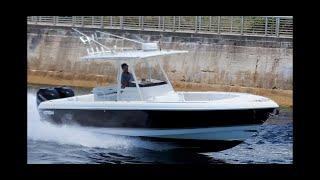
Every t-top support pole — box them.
[157,58,174,92]
[129,60,144,101]
[116,61,121,101]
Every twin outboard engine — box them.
[36,86,74,106]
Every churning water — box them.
[27,85,293,164]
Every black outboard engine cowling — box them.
[36,86,74,106]
[54,86,75,98]
[36,88,60,106]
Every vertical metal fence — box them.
[27,16,293,38]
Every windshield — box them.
[134,59,168,87]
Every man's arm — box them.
[121,73,127,88]
[129,73,134,82]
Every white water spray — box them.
[27,91,174,151]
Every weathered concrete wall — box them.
[27,25,292,90]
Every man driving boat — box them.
[121,63,134,88]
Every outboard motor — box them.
[36,86,74,106]
[36,88,60,106]
[54,86,75,98]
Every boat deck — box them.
[39,90,278,111]
[60,91,242,103]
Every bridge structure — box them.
[27,16,293,38]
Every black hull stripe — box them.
[39,108,275,128]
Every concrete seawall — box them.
[27,25,292,90]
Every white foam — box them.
[27,91,175,151]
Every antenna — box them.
[97,30,159,51]
[96,30,144,45]
[72,28,112,53]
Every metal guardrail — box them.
[27,16,293,38]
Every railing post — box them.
[264,16,268,36]
[199,16,201,32]
[209,16,212,32]
[110,16,113,27]
[276,17,280,37]
[158,16,161,30]
[54,16,57,25]
[217,16,221,34]
[162,16,165,31]
[33,16,37,24]
[240,16,244,35]
[92,16,94,26]
[139,16,141,28]
[39,16,42,23]
[72,16,75,26]
[120,16,123,29]
[178,16,181,30]
[141,16,144,30]
[173,16,176,32]
[195,16,198,33]
[101,16,104,28]
[81,16,84,27]
[230,16,233,33]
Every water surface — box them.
[28,85,292,164]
